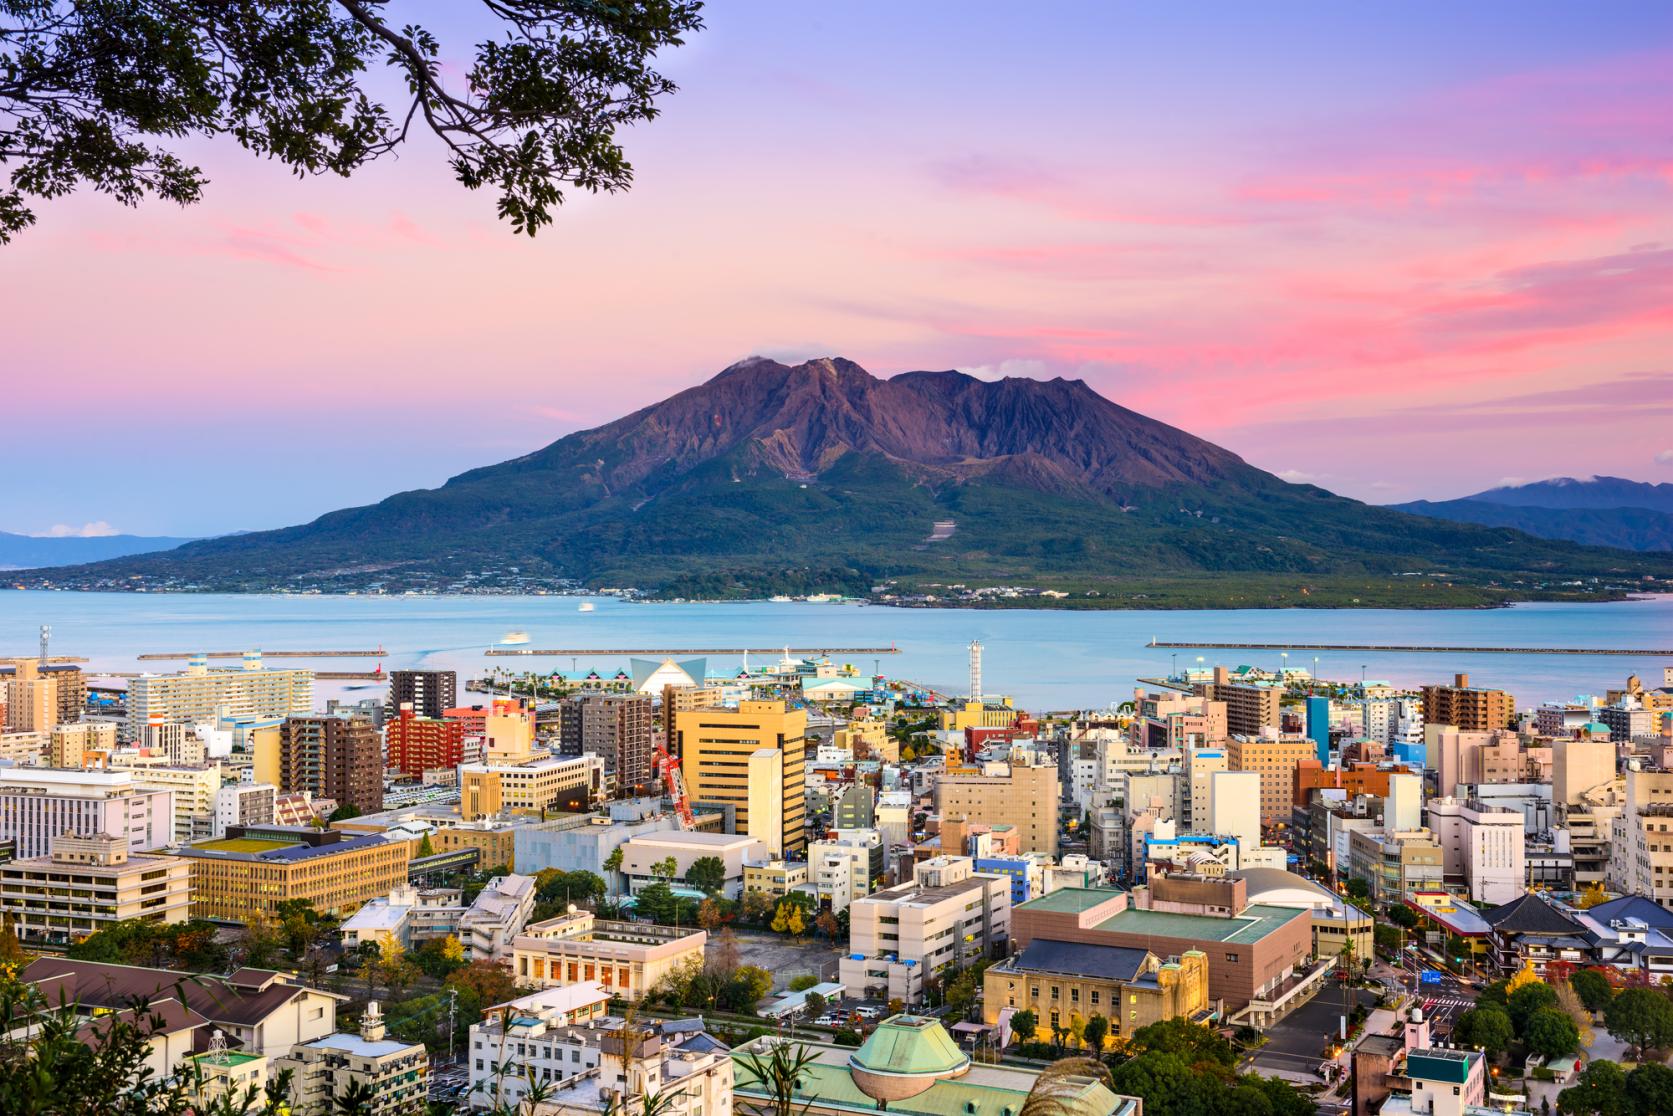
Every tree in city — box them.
[723,965,772,1012]
[769,900,805,938]
[695,898,724,932]
[1605,988,1673,1056]
[1626,1063,1673,1116]
[1387,905,1419,929]
[634,881,680,924]
[1453,1006,1515,1060]
[1573,969,1617,1013]
[1127,1018,1238,1069]
[377,937,420,1002]
[604,846,625,877]
[707,927,741,978]
[0,1,705,244]
[804,991,828,1020]
[1509,982,1562,1033]
[1345,877,1371,902]
[1558,1059,1631,1116]
[739,890,775,928]
[1011,1009,1038,1047]
[1576,882,1610,910]
[1081,1013,1110,1054]
[651,856,679,882]
[685,856,727,896]
[1526,1008,1581,1060]
[813,910,842,942]
[416,833,436,859]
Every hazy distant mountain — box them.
[1393,476,1673,551]
[0,531,195,570]
[13,358,1673,601]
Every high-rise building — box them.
[127,654,312,741]
[50,721,117,768]
[0,833,192,943]
[932,749,1059,856]
[563,693,654,794]
[1196,667,1281,737]
[1305,696,1331,765]
[675,699,807,856]
[4,660,58,733]
[459,754,603,821]
[386,670,456,721]
[1422,673,1515,732]
[384,706,465,778]
[1226,735,1314,824]
[280,715,383,814]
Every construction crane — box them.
[652,743,695,830]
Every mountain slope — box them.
[0,532,195,570]
[1392,476,1673,551]
[1391,499,1673,552]
[12,358,1673,603]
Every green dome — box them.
[848,1015,970,1102]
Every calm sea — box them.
[2,591,1671,710]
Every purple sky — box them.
[5,1,1672,536]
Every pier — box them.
[486,646,900,657]
[1147,640,1673,657]
[137,649,386,660]
[96,670,385,681]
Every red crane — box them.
[653,744,695,830]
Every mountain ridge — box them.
[1392,475,1673,551]
[11,358,1673,606]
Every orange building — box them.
[1292,760,1405,807]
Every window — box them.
[1225,953,1238,963]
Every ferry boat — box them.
[500,631,531,645]
[578,602,596,613]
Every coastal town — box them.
[3,633,1672,1116]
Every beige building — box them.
[126,654,312,742]
[840,856,1011,1004]
[1422,673,1514,732]
[459,754,603,821]
[743,858,808,897]
[277,1005,428,1116]
[0,833,191,944]
[5,660,60,733]
[174,825,411,922]
[835,717,894,762]
[50,721,117,768]
[0,730,45,765]
[1347,827,1444,904]
[984,941,1210,1043]
[1226,735,1314,824]
[1608,766,1673,906]
[1197,668,1281,737]
[117,762,225,844]
[932,748,1059,855]
[510,909,706,1002]
[676,699,807,856]
[937,700,1018,733]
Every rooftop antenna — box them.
[39,624,49,665]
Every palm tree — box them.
[1018,1057,1114,1116]
[735,1040,821,1116]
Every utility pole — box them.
[447,987,458,1063]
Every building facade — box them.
[174,825,411,921]
[280,715,383,815]
[0,833,192,943]
[676,700,807,856]
[387,670,457,721]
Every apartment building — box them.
[386,670,456,720]
[214,783,278,837]
[174,824,411,922]
[3,659,59,732]
[127,654,312,741]
[807,828,882,912]
[459,754,603,821]
[564,693,654,794]
[50,721,116,767]
[510,910,706,1002]
[1608,766,1673,906]
[840,856,1011,1004]
[458,874,538,961]
[0,767,174,857]
[1227,734,1315,824]
[118,763,224,844]
[280,715,383,815]
[276,1006,429,1116]
[464,984,613,1107]
[1422,673,1514,732]
[0,833,191,944]
[385,706,466,778]
[1196,667,1281,737]
[675,699,807,856]
[932,748,1059,855]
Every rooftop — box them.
[1095,903,1304,946]
[1407,1048,1480,1085]
[1016,887,1124,914]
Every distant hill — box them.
[12,358,1673,604]
[1393,476,1673,551]
[0,531,195,570]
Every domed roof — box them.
[848,1015,969,1102]
[1230,867,1339,909]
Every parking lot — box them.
[729,930,845,992]
[1244,987,1379,1080]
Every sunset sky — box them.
[6,1,1672,537]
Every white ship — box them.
[500,630,531,645]
[578,602,596,613]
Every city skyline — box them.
[6,1,1672,536]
